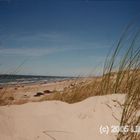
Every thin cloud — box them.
[0,31,111,57]
[0,47,60,56]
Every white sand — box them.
[0,94,125,140]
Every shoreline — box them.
[0,76,97,105]
[0,77,74,87]
[0,78,80,105]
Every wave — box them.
[0,75,72,85]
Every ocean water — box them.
[0,74,71,86]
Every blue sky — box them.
[0,0,140,76]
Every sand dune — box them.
[0,94,125,140]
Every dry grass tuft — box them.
[41,77,101,103]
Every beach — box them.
[0,78,74,105]
[0,77,126,140]
[0,94,125,140]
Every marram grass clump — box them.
[100,19,140,140]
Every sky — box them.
[0,0,140,76]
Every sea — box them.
[0,74,72,86]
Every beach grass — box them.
[100,20,140,139]
[41,77,101,103]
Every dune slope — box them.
[0,94,125,140]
